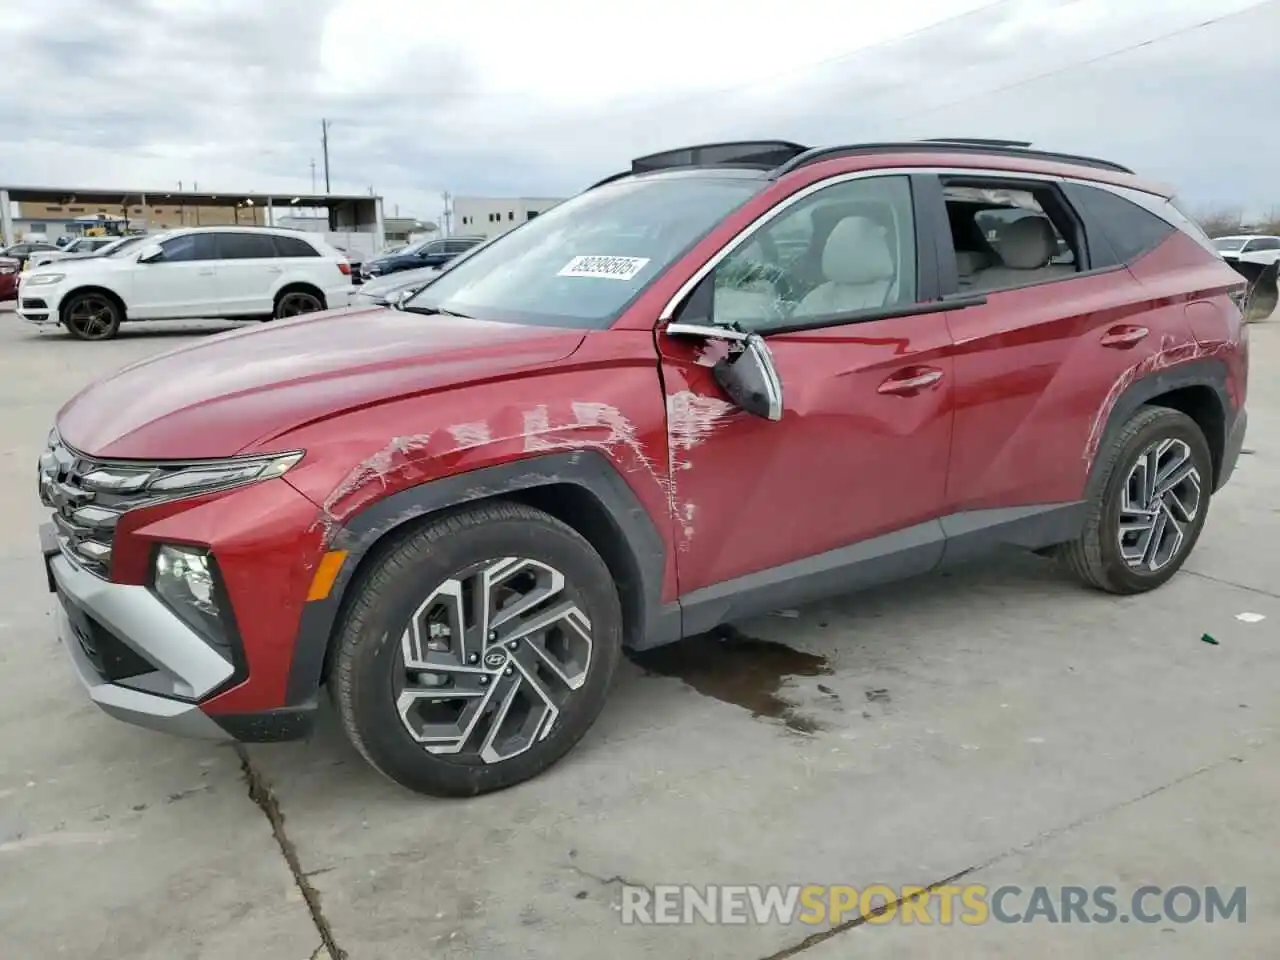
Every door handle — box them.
[267,266,283,274]
[1100,325,1149,348]
[197,269,215,276]
[877,367,944,396]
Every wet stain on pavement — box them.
[628,624,833,733]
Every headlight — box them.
[153,544,228,651]
[25,273,65,285]
[81,450,303,497]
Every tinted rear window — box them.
[216,232,278,259]
[1069,185,1175,264]
[274,235,320,257]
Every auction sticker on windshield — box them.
[558,255,651,281]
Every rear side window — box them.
[1066,185,1175,264]
[273,235,320,257]
[1245,237,1280,252]
[215,232,278,259]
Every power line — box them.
[872,0,1280,130]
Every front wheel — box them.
[61,292,122,341]
[1057,406,1212,594]
[331,501,623,797]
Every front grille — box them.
[38,441,158,579]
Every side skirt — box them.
[655,502,1086,647]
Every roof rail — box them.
[924,137,1033,148]
[772,140,1133,176]
[630,140,809,174]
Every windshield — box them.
[104,235,146,257]
[403,175,760,328]
[1213,237,1247,252]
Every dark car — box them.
[360,235,484,280]
[39,137,1254,798]
[3,241,60,270]
[0,256,18,300]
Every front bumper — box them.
[42,522,315,742]
[16,287,62,325]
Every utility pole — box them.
[310,159,316,194]
[321,119,331,193]
[441,191,452,237]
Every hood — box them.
[55,306,588,459]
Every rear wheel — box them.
[272,288,325,320]
[1057,406,1212,594]
[331,502,623,797]
[61,292,122,341]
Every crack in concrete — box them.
[758,753,1247,958]
[566,862,645,888]
[236,747,346,960]
[1182,568,1280,600]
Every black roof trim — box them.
[773,140,1133,176]
[630,140,809,174]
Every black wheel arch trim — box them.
[283,450,677,705]
[1088,356,1237,495]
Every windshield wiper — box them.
[401,304,473,319]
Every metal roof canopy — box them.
[1,185,378,207]
[1,185,383,247]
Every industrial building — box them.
[452,196,565,239]
[2,185,387,258]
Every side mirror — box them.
[1243,260,1277,324]
[666,322,783,421]
[137,244,163,263]
[389,288,417,309]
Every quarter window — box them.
[709,175,918,332]
[1065,184,1175,264]
[273,235,320,257]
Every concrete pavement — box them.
[1,302,1277,958]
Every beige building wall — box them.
[16,201,268,230]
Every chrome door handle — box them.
[197,269,215,276]
[878,368,944,395]
[1100,325,1149,348]
[266,266,283,274]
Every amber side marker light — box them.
[307,549,349,601]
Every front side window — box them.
[158,233,217,262]
[403,174,761,329]
[709,175,918,332]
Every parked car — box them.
[38,137,1253,797]
[352,236,499,307]
[359,235,485,280]
[331,244,364,285]
[2,240,60,270]
[0,256,18,300]
[18,225,352,339]
[28,235,124,269]
[1213,234,1280,288]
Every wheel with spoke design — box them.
[331,501,622,796]
[1057,406,1212,593]
[272,288,325,320]
[61,291,122,341]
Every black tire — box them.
[1056,406,1212,594]
[61,291,122,341]
[331,501,623,797]
[272,288,325,320]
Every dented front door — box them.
[657,315,955,596]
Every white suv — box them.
[17,226,353,340]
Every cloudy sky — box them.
[1,0,1276,223]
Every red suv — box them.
[39,138,1255,797]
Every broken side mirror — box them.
[1242,260,1277,324]
[666,322,784,421]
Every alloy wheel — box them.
[66,296,116,339]
[276,292,323,318]
[395,556,594,764]
[1117,437,1202,572]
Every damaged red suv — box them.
[40,138,1256,796]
